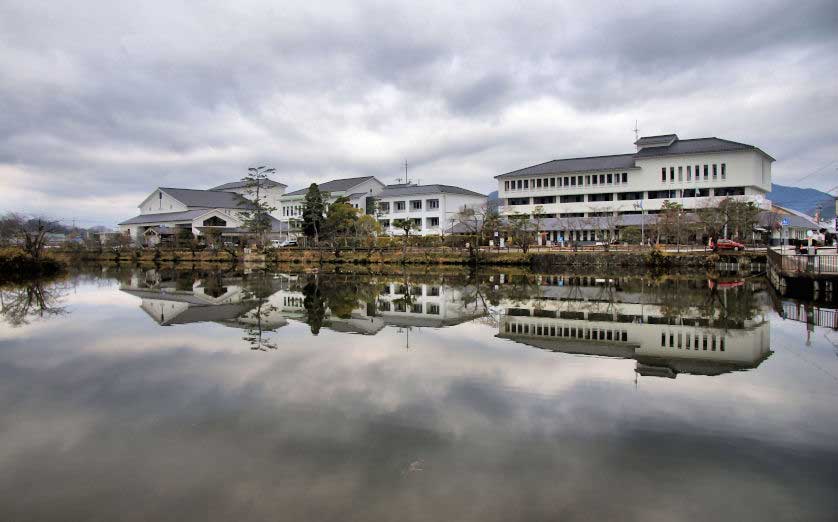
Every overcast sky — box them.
[1,1,836,227]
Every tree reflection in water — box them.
[240,272,279,351]
[0,278,68,327]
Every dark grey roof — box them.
[285,176,380,196]
[159,187,256,209]
[379,184,487,198]
[498,135,774,178]
[634,137,775,161]
[634,134,678,147]
[210,178,286,191]
[118,209,209,225]
[758,209,818,229]
[496,154,637,178]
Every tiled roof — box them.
[159,188,256,209]
[379,184,487,198]
[496,154,637,178]
[118,209,210,225]
[285,176,380,196]
[634,137,775,161]
[210,178,286,190]
[498,135,774,178]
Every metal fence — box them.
[768,249,838,275]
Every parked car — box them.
[271,239,298,248]
[714,239,745,251]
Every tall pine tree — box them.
[302,183,326,243]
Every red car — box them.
[714,239,745,251]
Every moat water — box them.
[1,267,836,521]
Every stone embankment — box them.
[51,247,765,270]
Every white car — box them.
[272,239,298,248]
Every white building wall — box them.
[138,189,189,215]
[376,193,487,235]
[498,149,772,217]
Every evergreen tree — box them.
[239,166,277,246]
[302,183,326,242]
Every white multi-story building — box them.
[374,184,487,236]
[278,176,385,222]
[496,134,774,220]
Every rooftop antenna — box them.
[633,120,640,150]
[403,160,412,185]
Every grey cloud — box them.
[0,0,836,225]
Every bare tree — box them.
[0,213,62,260]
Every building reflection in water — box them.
[119,269,773,377]
[495,274,772,378]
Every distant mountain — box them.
[488,190,499,200]
[767,184,835,220]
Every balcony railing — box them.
[768,248,838,275]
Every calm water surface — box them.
[1,267,837,521]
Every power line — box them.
[793,160,837,183]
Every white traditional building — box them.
[118,180,290,245]
[496,134,774,220]
[374,184,487,236]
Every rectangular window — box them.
[427,217,439,228]
[379,202,390,212]
[721,163,726,180]
[411,218,422,227]
[516,180,522,189]
[571,177,576,186]
[586,175,591,185]
[599,174,605,184]
[524,180,529,189]
[607,173,613,184]
[550,177,556,187]
[670,167,675,182]
[504,181,510,191]
[564,177,569,186]
[687,165,692,181]
[427,199,439,209]
[678,166,683,181]
[395,201,405,211]
[536,179,542,188]
[427,303,440,315]
[712,164,718,180]
[577,176,583,186]
[703,165,709,180]
[622,172,628,183]
[661,167,666,182]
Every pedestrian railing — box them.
[768,248,838,275]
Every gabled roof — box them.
[496,154,637,178]
[285,176,381,196]
[119,209,210,225]
[379,184,487,198]
[210,178,286,191]
[498,135,775,178]
[159,187,257,209]
[634,137,775,161]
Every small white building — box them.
[374,184,487,236]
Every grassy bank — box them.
[51,246,765,270]
[0,247,65,282]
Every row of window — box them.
[508,187,746,204]
[660,332,726,351]
[283,205,303,217]
[378,217,440,229]
[504,172,630,192]
[505,321,630,343]
[661,163,726,183]
[377,300,441,314]
[378,199,439,213]
[380,285,440,296]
